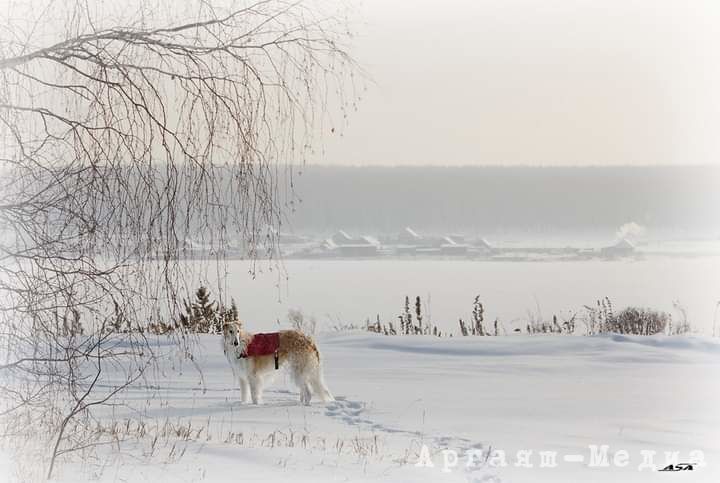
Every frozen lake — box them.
[191,256,720,335]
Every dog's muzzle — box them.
[233,340,239,346]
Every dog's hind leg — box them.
[309,370,334,402]
[300,357,334,403]
[289,363,312,405]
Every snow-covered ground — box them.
[8,331,715,483]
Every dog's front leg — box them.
[239,379,251,404]
[249,376,264,405]
[300,383,312,406]
[230,365,240,389]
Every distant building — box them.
[440,236,469,255]
[470,237,492,250]
[474,237,492,249]
[395,227,426,255]
[330,230,354,245]
[324,231,379,257]
[396,229,472,255]
[398,227,423,244]
[395,245,418,255]
[600,238,635,257]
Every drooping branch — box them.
[0,0,360,476]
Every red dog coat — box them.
[241,332,280,358]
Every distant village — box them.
[287,227,636,260]
[179,227,639,262]
[181,226,638,260]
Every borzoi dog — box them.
[222,321,334,405]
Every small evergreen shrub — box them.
[148,286,238,334]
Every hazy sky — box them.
[314,0,720,166]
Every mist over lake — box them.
[281,165,720,239]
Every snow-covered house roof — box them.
[327,231,378,248]
[397,227,425,245]
[331,230,354,245]
[441,236,458,247]
[404,227,421,240]
[474,237,492,249]
[359,236,380,246]
[601,238,635,255]
[613,238,635,249]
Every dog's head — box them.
[222,321,244,347]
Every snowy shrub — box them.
[459,296,491,336]
[671,301,692,335]
[458,296,508,336]
[605,307,671,335]
[584,298,684,335]
[583,297,615,335]
[525,314,576,335]
[331,320,366,332]
[367,296,444,337]
[288,308,317,335]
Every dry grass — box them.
[5,413,388,482]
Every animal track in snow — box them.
[324,396,489,476]
[324,397,370,425]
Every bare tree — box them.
[0,0,358,478]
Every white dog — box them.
[222,321,334,405]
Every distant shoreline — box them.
[279,165,720,237]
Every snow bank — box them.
[16,331,720,483]
[323,331,720,360]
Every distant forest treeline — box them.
[280,165,720,237]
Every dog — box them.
[222,320,334,405]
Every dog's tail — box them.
[307,338,333,402]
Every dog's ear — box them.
[221,321,243,334]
